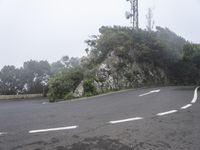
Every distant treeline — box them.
[0,56,80,95]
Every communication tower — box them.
[125,0,139,29]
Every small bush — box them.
[83,79,97,97]
[94,76,105,83]
[64,92,74,100]
[47,68,83,102]
[84,92,94,97]
[48,93,56,103]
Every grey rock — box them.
[73,81,84,98]
[93,51,168,92]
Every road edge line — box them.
[191,86,200,104]
[156,110,178,116]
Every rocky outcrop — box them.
[73,81,84,98]
[93,51,168,92]
[94,63,116,93]
[74,51,168,95]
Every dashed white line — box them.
[2,87,199,136]
[139,89,161,97]
[156,110,178,116]
[109,117,144,124]
[29,126,78,134]
[191,87,200,104]
[181,104,192,110]
[0,132,7,136]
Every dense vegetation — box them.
[1,26,200,102]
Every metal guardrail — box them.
[0,94,43,100]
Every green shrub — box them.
[83,79,97,97]
[64,92,74,100]
[84,92,94,97]
[48,68,83,102]
[94,76,105,83]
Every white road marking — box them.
[109,117,144,124]
[42,102,47,104]
[139,89,161,97]
[181,104,192,110]
[157,110,178,116]
[191,87,200,104]
[0,132,7,136]
[29,126,78,134]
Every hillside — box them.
[47,26,200,102]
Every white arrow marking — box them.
[29,126,78,134]
[157,110,178,116]
[139,89,161,97]
[109,117,144,124]
[191,87,200,104]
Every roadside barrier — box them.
[0,94,43,100]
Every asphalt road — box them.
[0,86,200,150]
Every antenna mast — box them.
[125,0,139,29]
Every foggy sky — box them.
[0,0,200,69]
